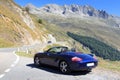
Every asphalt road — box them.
[0,48,120,80]
[0,48,18,79]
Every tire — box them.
[85,68,92,73]
[59,61,70,74]
[86,68,92,72]
[34,56,41,66]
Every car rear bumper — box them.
[69,61,98,71]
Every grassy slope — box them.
[0,38,14,48]
[21,13,91,53]
[29,14,49,41]
[43,19,90,53]
[0,4,19,47]
[98,57,120,72]
[41,16,120,49]
[0,0,49,47]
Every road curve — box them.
[1,56,120,80]
[0,48,19,79]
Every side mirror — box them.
[71,48,76,52]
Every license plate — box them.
[87,63,94,67]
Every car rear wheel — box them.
[86,68,92,72]
[59,61,70,73]
[34,56,41,66]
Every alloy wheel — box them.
[34,57,40,66]
[59,61,70,73]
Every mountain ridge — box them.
[26,4,112,19]
[26,4,120,28]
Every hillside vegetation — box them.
[0,0,53,47]
[0,3,21,47]
[67,32,120,61]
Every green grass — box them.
[0,38,14,48]
[16,51,35,58]
[98,58,120,72]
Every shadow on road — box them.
[26,63,90,76]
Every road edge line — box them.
[13,51,20,65]
[0,50,20,79]
[0,74,5,79]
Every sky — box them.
[14,0,120,16]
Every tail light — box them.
[71,57,82,62]
[93,56,97,60]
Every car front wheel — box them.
[34,56,41,66]
[59,61,70,73]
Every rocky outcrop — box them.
[0,0,57,47]
[26,4,110,19]
[25,4,120,28]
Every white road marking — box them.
[4,69,11,73]
[0,51,20,79]
[13,51,20,65]
[11,64,15,67]
[0,74,5,79]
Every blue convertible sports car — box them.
[34,46,98,73]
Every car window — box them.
[48,47,60,54]
[47,47,68,54]
[48,47,57,53]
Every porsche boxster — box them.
[34,46,98,73]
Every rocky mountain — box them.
[26,4,109,19]
[26,4,120,28]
